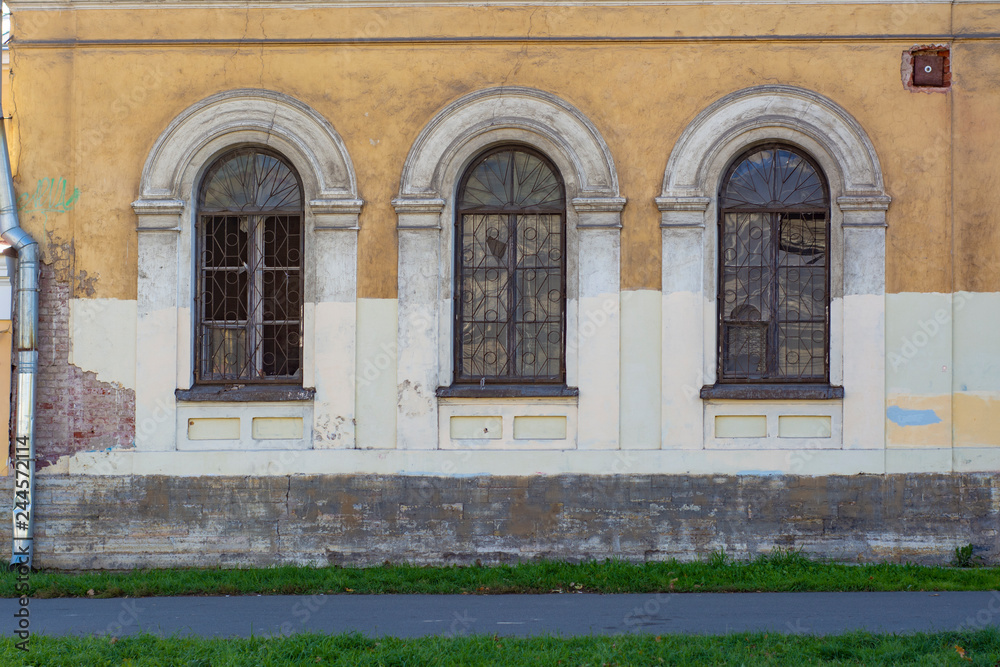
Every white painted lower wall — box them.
[886,292,1000,450]
[53,290,1000,475]
[355,298,398,449]
[660,291,706,449]
[68,298,138,390]
[312,300,357,449]
[620,290,661,449]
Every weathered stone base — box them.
[3,473,998,569]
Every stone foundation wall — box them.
[3,473,997,569]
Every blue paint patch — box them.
[886,406,942,427]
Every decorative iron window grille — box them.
[454,146,567,384]
[195,147,304,383]
[718,144,830,382]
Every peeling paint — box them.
[43,231,98,297]
[398,379,432,418]
[314,414,347,446]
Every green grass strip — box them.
[2,629,1000,666]
[2,551,998,598]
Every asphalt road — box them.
[4,591,1000,638]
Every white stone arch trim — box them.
[660,85,887,201]
[397,86,621,204]
[657,85,889,454]
[137,88,360,207]
[392,87,624,453]
[131,89,362,456]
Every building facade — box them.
[3,0,1000,567]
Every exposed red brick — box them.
[27,265,135,468]
[902,44,952,93]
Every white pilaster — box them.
[394,198,445,450]
[840,196,889,449]
[657,196,709,449]
[133,199,183,451]
[620,290,662,450]
[573,197,624,450]
[355,298,398,449]
[310,199,362,449]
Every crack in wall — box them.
[277,474,291,557]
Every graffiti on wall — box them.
[17,178,80,220]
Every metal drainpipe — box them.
[0,100,39,568]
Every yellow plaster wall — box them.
[4,2,998,299]
[1,57,12,472]
[953,40,1000,293]
[954,392,1000,447]
[20,4,955,43]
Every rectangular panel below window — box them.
[513,416,567,440]
[778,415,832,438]
[188,418,240,440]
[450,416,503,439]
[715,415,767,438]
[252,417,304,440]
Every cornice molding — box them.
[8,0,976,9]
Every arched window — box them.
[454,146,566,384]
[196,147,304,383]
[718,144,830,382]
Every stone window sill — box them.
[700,383,844,400]
[436,384,579,399]
[176,385,316,402]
